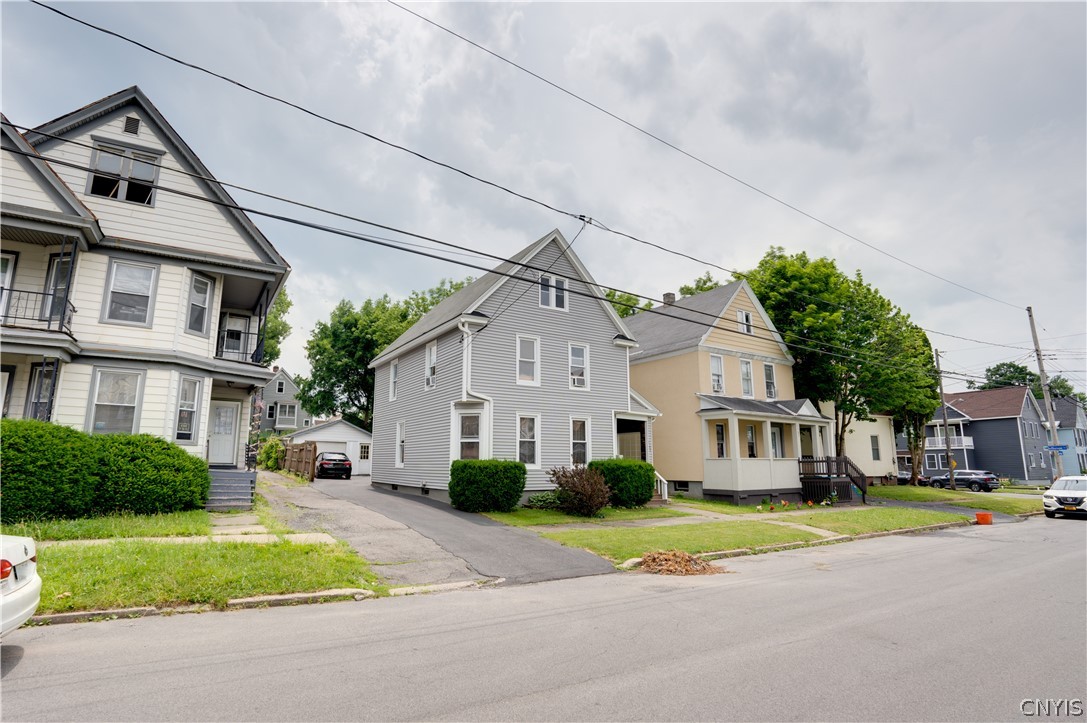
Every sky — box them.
[2,1,1085,395]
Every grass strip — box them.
[484,506,691,527]
[541,521,820,563]
[4,510,211,541]
[867,486,972,503]
[37,540,380,613]
[996,487,1048,496]
[947,497,1041,516]
[788,508,969,535]
[669,497,762,514]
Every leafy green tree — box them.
[1044,375,1076,399]
[261,287,292,366]
[887,325,942,484]
[295,278,471,427]
[979,362,1037,391]
[605,288,652,318]
[679,272,721,297]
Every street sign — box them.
[1044,445,1068,451]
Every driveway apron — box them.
[312,478,616,585]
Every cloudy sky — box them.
[3,2,1084,394]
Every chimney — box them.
[663,292,676,305]
[272,365,279,373]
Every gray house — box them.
[368,229,660,503]
[1050,396,1087,475]
[258,366,313,434]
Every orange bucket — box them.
[976,512,993,525]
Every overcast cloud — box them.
[2,2,1084,394]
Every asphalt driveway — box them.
[311,477,615,585]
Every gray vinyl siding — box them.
[371,328,464,488]
[969,419,1033,480]
[468,239,630,491]
[259,372,313,433]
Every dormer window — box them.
[88,144,160,206]
[539,275,567,310]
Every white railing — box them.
[655,471,669,501]
[925,436,974,450]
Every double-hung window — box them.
[569,344,588,389]
[90,368,142,435]
[715,423,726,458]
[870,435,881,461]
[740,360,754,398]
[539,275,567,310]
[737,310,753,334]
[425,341,437,389]
[277,403,297,427]
[745,425,757,458]
[389,360,399,401]
[518,414,539,466]
[276,380,285,394]
[104,259,157,325]
[267,404,275,420]
[459,413,481,460]
[764,364,776,399]
[517,336,540,385]
[571,418,589,465]
[88,144,160,206]
[710,355,724,393]
[186,274,212,335]
[175,376,201,443]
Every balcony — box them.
[924,436,974,450]
[1,288,76,335]
[215,328,265,365]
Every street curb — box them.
[388,580,489,596]
[31,607,159,625]
[619,519,973,570]
[226,589,374,608]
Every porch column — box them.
[791,424,802,459]
[761,420,773,459]
[814,425,825,457]
[701,417,711,459]
[727,416,741,460]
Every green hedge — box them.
[588,459,657,508]
[0,419,210,523]
[257,436,284,470]
[449,460,526,513]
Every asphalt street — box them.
[4,517,1084,722]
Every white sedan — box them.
[1042,476,1087,519]
[1,535,42,637]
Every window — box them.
[267,404,275,420]
[104,259,157,325]
[459,413,481,460]
[186,274,211,335]
[870,435,881,461]
[740,360,754,398]
[1028,453,1036,468]
[175,376,201,443]
[539,275,567,310]
[425,341,437,389]
[303,419,310,427]
[746,425,757,458]
[359,444,370,460]
[42,254,73,323]
[87,144,159,206]
[569,344,588,389]
[518,415,539,466]
[276,380,285,394]
[277,403,297,427]
[1040,454,1046,468]
[389,360,399,401]
[25,363,56,421]
[715,423,726,458]
[925,453,948,469]
[516,336,539,385]
[764,364,777,399]
[571,418,588,465]
[396,422,405,467]
[770,428,783,459]
[710,355,724,393]
[737,310,753,334]
[90,369,141,435]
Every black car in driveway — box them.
[315,452,352,479]
[896,470,931,486]
[929,469,1000,492]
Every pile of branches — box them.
[639,550,731,576]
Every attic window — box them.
[88,144,159,206]
[539,275,567,310]
[123,116,141,135]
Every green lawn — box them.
[669,497,763,514]
[867,486,971,503]
[484,506,692,527]
[997,487,1048,496]
[4,510,211,541]
[541,521,821,563]
[867,485,1042,515]
[947,497,1041,516]
[37,540,381,613]
[789,508,969,535]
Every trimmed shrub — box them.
[257,436,284,470]
[92,434,211,515]
[449,460,526,513]
[551,465,610,518]
[523,491,562,510]
[589,459,656,508]
[1,418,99,523]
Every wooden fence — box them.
[282,440,318,482]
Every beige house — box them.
[626,281,833,503]
[819,402,898,482]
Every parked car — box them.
[315,451,352,479]
[1042,476,1087,519]
[929,470,1000,492]
[1,535,41,638]
[896,470,930,485]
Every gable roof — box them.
[1052,396,1087,428]
[624,280,792,361]
[287,418,371,441]
[939,387,1038,421]
[266,367,300,392]
[370,229,633,367]
[26,86,289,277]
[697,394,825,420]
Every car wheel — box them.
[970,482,981,492]
[1044,510,1056,518]
[931,481,942,489]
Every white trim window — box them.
[710,355,724,393]
[303,418,311,427]
[745,425,757,458]
[737,310,753,335]
[425,341,438,390]
[389,360,399,401]
[764,363,776,399]
[277,403,297,428]
[518,414,540,467]
[516,336,540,385]
[267,404,275,420]
[870,435,880,461]
[105,260,156,325]
[360,444,370,460]
[571,417,589,465]
[186,273,212,335]
[396,422,406,467]
[569,344,588,389]
[715,423,726,458]
[276,380,285,394]
[740,360,754,398]
[925,453,947,469]
[539,275,567,310]
[175,376,201,443]
[88,144,159,206]
[90,368,141,435]
[1028,453,1036,468]
[458,412,481,460]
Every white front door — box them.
[209,400,240,465]
[1,253,14,316]
[221,315,251,362]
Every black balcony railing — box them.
[0,287,76,334]
[215,328,265,364]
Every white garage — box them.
[288,419,373,476]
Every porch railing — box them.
[215,328,265,364]
[924,436,973,450]
[0,287,76,334]
[654,470,669,501]
[798,456,868,504]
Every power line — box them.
[388,0,1024,312]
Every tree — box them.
[976,362,1075,400]
[679,272,721,297]
[605,288,652,318]
[887,325,942,485]
[294,278,471,427]
[261,287,292,366]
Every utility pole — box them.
[935,349,955,490]
[1027,306,1064,479]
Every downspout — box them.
[458,320,494,458]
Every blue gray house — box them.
[368,229,660,503]
[1050,396,1087,475]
